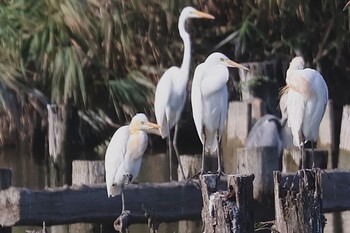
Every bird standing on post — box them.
[282,56,328,169]
[154,6,215,181]
[191,52,249,174]
[105,113,161,213]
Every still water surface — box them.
[0,147,349,233]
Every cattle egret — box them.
[105,113,161,212]
[282,56,328,168]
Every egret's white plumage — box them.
[284,56,328,148]
[154,6,214,179]
[105,113,160,201]
[191,52,248,173]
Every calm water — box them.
[0,147,349,232]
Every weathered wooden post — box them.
[69,160,106,233]
[0,168,12,233]
[177,154,202,233]
[237,147,279,221]
[200,173,254,233]
[282,149,328,173]
[318,100,335,168]
[273,169,326,233]
[222,102,252,174]
[339,104,350,169]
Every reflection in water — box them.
[0,148,349,232]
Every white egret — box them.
[154,6,215,180]
[105,113,161,213]
[282,56,328,168]
[191,52,249,174]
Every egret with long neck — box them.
[154,7,214,180]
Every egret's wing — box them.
[200,65,229,97]
[154,67,178,138]
[191,64,205,144]
[105,126,129,197]
[286,89,306,147]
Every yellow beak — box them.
[194,10,215,20]
[226,59,249,71]
[144,122,161,129]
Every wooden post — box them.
[273,169,326,233]
[177,155,202,233]
[237,147,279,221]
[222,102,252,174]
[69,160,106,233]
[339,105,350,169]
[282,149,328,173]
[200,173,254,233]
[0,169,12,233]
[318,100,335,168]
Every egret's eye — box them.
[140,121,145,124]
[220,58,225,61]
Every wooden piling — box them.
[222,102,252,173]
[318,100,335,168]
[273,169,326,233]
[178,154,202,233]
[69,160,106,233]
[200,173,254,233]
[0,168,12,233]
[339,105,350,169]
[282,149,328,173]
[237,147,279,221]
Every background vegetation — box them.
[0,0,349,157]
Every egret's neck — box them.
[178,16,191,81]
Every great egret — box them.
[344,0,350,10]
[154,6,215,180]
[282,56,328,168]
[105,113,160,212]
[191,52,249,174]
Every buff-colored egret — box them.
[344,0,350,10]
[282,56,328,169]
[154,6,215,180]
[191,52,249,174]
[105,113,161,212]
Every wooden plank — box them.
[1,170,350,227]
[0,182,202,227]
[0,169,12,233]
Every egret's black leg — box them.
[173,124,186,179]
[201,127,206,175]
[167,121,173,181]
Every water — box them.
[0,147,349,232]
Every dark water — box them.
[0,147,349,233]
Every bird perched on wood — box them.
[154,6,215,181]
[105,113,160,213]
[191,52,249,174]
[281,56,328,168]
